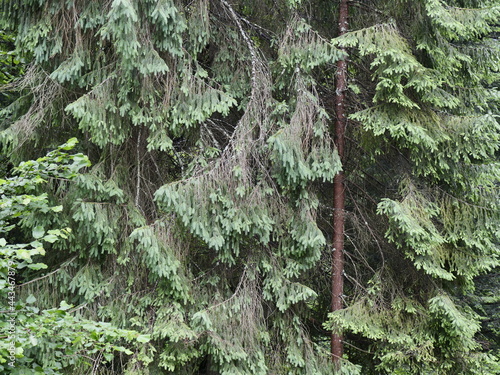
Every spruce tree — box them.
[0,0,499,374]
[325,0,500,373]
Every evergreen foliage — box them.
[0,0,498,373]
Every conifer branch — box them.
[135,128,142,208]
[348,185,386,270]
[348,1,387,17]
[219,0,258,102]
[18,257,77,287]
[205,267,247,311]
[343,340,375,354]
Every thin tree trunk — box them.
[332,0,349,366]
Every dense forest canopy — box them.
[0,0,499,374]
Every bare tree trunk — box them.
[332,0,349,367]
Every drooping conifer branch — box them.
[332,0,349,366]
[219,0,270,154]
[219,0,258,100]
[135,127,142,208]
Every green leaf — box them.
[27,263,48,270]
[32,226,45,239]
[59,301,73,311]
[29,336,38,346]
[43,234,59,243]
[136,334,150,343]
[59,137,78,150]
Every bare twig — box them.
[135,128,142,208]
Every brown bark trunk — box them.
[332,0,349,367]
